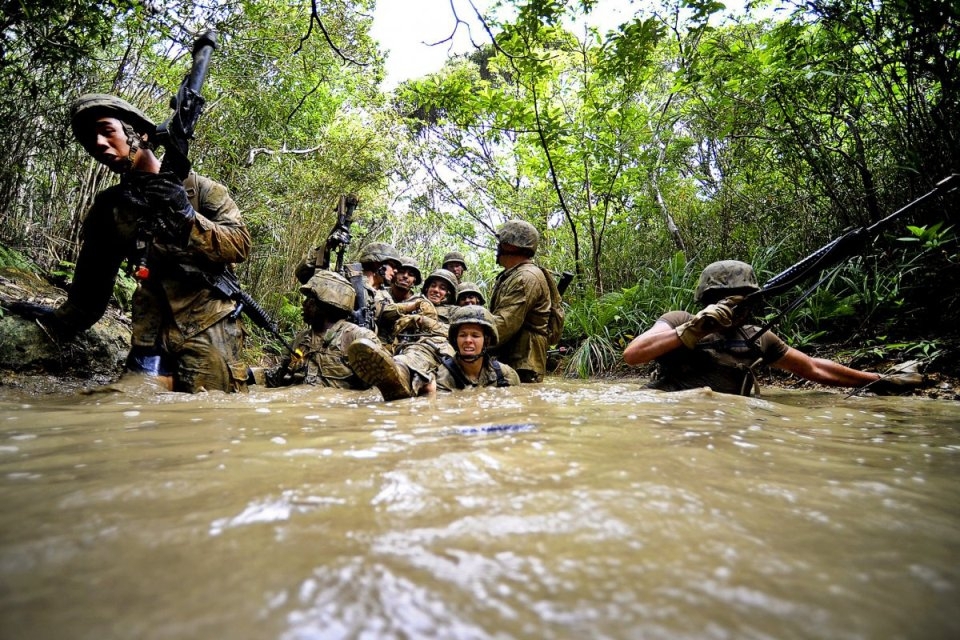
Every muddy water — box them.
[0,379,958,640]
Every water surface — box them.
[0,379,957,639]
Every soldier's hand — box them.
[142,172,196,241]
[675,299,740,349]
[394,315,420,335]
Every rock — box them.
[0,267,130,380]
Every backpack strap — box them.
[489,357,509,387]
[440,355,469,390]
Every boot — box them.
[347,338,415,401]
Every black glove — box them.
[142,173,196,242]
[3,301,76,340]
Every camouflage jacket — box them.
[277,319,378,389]
[489,261,550,378]
[54,172,250,348]
[435,356,521,391]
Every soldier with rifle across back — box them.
[9,93,251,393]
[623,260,924,396]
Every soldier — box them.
[436,305,520,391]
[456,282,485,307]
[422,268,459,323]
[350,260,453,401]
[12,94,251,393]
[622,260,925,395]
[263,270,377,389]
[489,220,551,383]
[441,251,468,282]
[375,255,430,341]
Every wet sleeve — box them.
[491,271,536,344]
[185,177,251,264]
[53,197,125,331]
[759,330,790,364]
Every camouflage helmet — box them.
[448,304,499,349]
[441,251,468,272]
[422,269,458,303]
[299,270,356,312]
[496,219,539,254]
[70,94,155,144]
[694,260,761,304]
[356,242,401,268]
[397,256,422,285]
[456,281,486,305]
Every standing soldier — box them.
[264,270,377,389]
[14,94,251,393]
[489,220,551,383]
[422,268,459,323]
[441,251,468,282]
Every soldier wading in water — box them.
[11,94,251,393]
[623,260,924,396]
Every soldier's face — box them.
[456,325,486,356]
[426,281,451,305]
[86,117,136,173]
[445,263,465,279]
[458,294,481,306]
[395,268,417,289]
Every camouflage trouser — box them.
[166,316,248,393]
[394,338,452,380]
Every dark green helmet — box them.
[423,269,458,303]
[442,251,467,272]
[357,242,401,268]
[397,255,422,285]
[300,270,356,312]
[448,304,499,349]
[496,220,539,253]
[70,94,155,144]
[694,260,761,303]
[455,281,485,305]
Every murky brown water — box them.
[0,378,958,640]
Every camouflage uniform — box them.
[279,320,377,388]
[436,305,520,391]
[489,263,550,382]
[54,171,251,393]
[652,311,789,395]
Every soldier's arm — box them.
[186,177,251,264]
[53,196,126,332]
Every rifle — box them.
[743,174,960,343]
[200,268,297,356]
[320,194,359,272]
[153,31,217,180]
[130,30,217,281]
[317,194,375,331]
[556,271,574,296]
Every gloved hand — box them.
[870,372,925,395]
[675,298,741,349]
[142,172,196,242]
[3,301,76,340]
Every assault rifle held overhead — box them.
[317,194,375,331]
[153,31,217,180]
[741,174,960,343]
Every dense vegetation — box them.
[1,0,957,376]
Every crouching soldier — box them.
[436,305,520,391]
[264,271,378,389]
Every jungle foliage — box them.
[0,0,957,373]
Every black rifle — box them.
[317,194,375,331]
[556,271,574,296]
[201,268,296,356]
[743,174,959,343]
[153,31,217,180]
